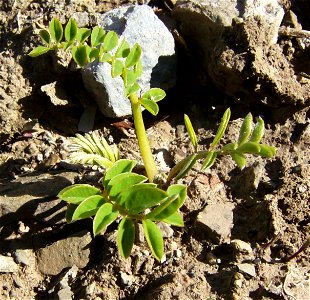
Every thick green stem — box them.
[129,93,157,182]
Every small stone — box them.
[175,249,182,258]
[231,239,254,261]
[14,249,36,267]
[57,287,73,300]
[36,231,92,275]
[237,263,256,278]
[157,222,174,238]
[120,272,134,286]
[0,255,19,273]
[206,252,217,265]
[197,202,235,243]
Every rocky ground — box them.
[0,0,309,299]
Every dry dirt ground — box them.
[0,0,309,299]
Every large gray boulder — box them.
[82,5,176,118]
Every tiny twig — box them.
[282,237,310,262]
[278,26,310,40]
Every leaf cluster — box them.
[29,18,166,116]
[167,109,277,181]
[58,159,186,261]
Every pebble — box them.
[120,272,134,286]
[237,263,256,278]
[0,255,19,273]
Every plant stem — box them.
[129,93,157,182]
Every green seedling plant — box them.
[30,18,276,261]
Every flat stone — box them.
[0,171,77,227]
[83,5,176,118]
[36,230,92,275]
[197,202,235,243]
[13,249,36,267]
[0,255,19,273]
[237,263,256,277]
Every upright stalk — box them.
[129,93,157,182]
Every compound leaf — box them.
[117,217,135,259]
[142,219,164,261]
[58,184,101,204]
[65,18,78,42]
[72,195,104,221]
[49,18,63,43]
[93,203,118,235]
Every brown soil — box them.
[0,0,309,299]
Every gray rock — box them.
[36,230,92,275]
[157,222,174,238]
[231,239,254,262]
[197,202,235,243]
[83,5,176,118]
[0,255,19,273]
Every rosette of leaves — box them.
[167,109,277,181]
[58,159,186,261]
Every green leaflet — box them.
[237,141,261,154]
[65,204,78,223]
[221,142,238,152]
[210,108,231,148]
[144,195,179,220]
[238,113,253,146]
[58,184,101,204]
[115,39,130,58]
[259,144,277,157]
[141,88,166,102]
[167,154,197,182]
[125,44,142,68]
[120,185,167,214]
[125,82,140,97]
[230,151,247,170]
[167,184,187,208]
[65,18,78,42]
[49,18,63,43]
[76,28,91,43]
[117,217,135,258]
[103,159,137,188]
[142,219,164,261]
[184,114,198,151]
[39,29,51,45]
[103,31,118,51]
[140,98,159,116]
[89,48,99,62]
[107,172,148,197]
[134,59,143,77]
[72,195,105,221]
[162,211,184,227]
[91,26,105,47]
[72,45,89,67]
[250,117,265,143]
[201,151,218,171]
[93,203,118,235]
[112,59,123,78]
[28,46,50,57]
